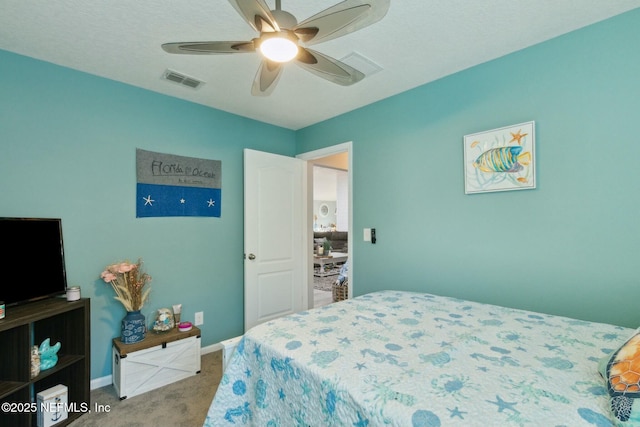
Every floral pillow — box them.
[599,330,640,426]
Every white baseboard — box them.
[201,342,222,354]
[90,342,224,390]
[91,375,113,390]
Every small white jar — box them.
[66,286,81,301]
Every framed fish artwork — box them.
[463,121,536,194]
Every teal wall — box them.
[297,9,640,328]
[2,9,639,382]
[0,50,295,380]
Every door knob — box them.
[248,253,256,260]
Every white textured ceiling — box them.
[2,1,639,130]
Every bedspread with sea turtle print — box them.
[204,290,631,426]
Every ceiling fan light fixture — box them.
[162,0,391,95]
[259,32,298,63]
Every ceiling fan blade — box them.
[251,59,284,96]
[293,0,390,46]
[228,0,279,33]
[295,48,364,86]
[162,41,255,55]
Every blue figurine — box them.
[39,338,61,371]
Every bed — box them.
[204,290,637,426]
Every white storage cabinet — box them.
[112,327,201,399]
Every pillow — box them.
[599,329,640,426]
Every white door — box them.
[244,149,307,331]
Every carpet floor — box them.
[69,350,222,427]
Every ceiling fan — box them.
[161,0,390,96]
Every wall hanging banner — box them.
[136,148,221,217]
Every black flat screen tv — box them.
[1,217,68,306]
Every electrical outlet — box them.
[195,311,204,326]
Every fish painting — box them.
[464,121,535,193]
[473,146,531,174]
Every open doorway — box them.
[297,142,352,309]
[312,162,348,307]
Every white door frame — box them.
[297,141,353,308]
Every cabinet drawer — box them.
[112,335,201,399]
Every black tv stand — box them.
[0,298,90,427]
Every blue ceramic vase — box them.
[121,310,145,344]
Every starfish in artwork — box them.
[143,195,154,206]
[207,198,216,207]
[509,129,528,145]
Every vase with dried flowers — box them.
[100,258,152,344]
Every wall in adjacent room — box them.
[0,49,296,380]
[296,9,640,328]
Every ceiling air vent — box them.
[339,52,383,77]
[162,69,204,89]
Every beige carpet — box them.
[69,350,222,427]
